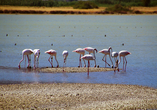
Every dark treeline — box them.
[0,0,157,7]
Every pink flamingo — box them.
[45,49,59,68]
[33,49,40,69]
[62,50,68,71]
[18,49,34,69]
[81,54,95,76]
[83,47,97,67]
[72,48,86,67]
[118,50,131,72]
[99,47,113,68]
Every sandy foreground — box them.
[0,83,157,109]
[0,5,157,14]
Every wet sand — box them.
[37,67,114,73]
[0,83,157,109]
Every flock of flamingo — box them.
[18,47,131,73]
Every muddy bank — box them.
[0,83,157,109]
[36,67,114,73]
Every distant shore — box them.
[0,5,157,14]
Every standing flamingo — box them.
[81,54,95,76]
[118,50,131,72]
[45,49,59,68]
[83,47,97,67]
[99,47,113,68]
[72,48,86,67]
[33,49,40,69]
[18,49,34,69]
[62,50,68,71]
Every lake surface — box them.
[0,15,157,88]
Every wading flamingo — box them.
[99,47,113,68]
[111,51,118,62]
[81,54,95,76]
[111,51,119,72]
[45,49,59,68]
[62,50,68,71]
[83,47,97,67]
[118,50,131,72]
[72,48,86,67]
[18,49,34,69]
[33,49,40,69]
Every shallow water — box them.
[0,15,157,88]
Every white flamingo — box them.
[99,47,113,68]
[72,48,86,67]
[33,49,40,69]
[81,54,95,76]
[45,49,59,68]
[18,49,34,69]
[83,47,97,67]
[111,51,118,62]
[62,50,68,71]
[118,50,131,72]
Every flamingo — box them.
[111,51,119,72]
[83,47,97,67]
[111,51,118,62]
[45,49,59,68]
[118,50,131,72]
[18,49,34,69]
[81,54,95,76]
[99,47,113,68]
[72,48,86,67]
[62,50,68,71]
[33,49,40,69]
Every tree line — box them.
[0,0,157,8]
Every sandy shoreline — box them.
[37,67,114,73]
[0,5,157,14]
[0,83,157,109]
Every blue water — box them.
[0,15,157,88]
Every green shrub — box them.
[73,1,98,9]
[106,4,132,12]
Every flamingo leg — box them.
[34,55,36,69]
[109,55,113,68]
[18,54,25,68]
[48,56,53,67]
[87,60,89,76]
[123,57,125,71]
[37,57,39,68]
[124,57,127,72]
[102,55,110,67]
[94,59,96,67]
[55,56,59,68]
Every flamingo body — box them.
[99,47,113,68]
[18,49,34,68]
[73,48,86,67]
[118,50,131,71]
[45,49,59,68]
[81,54,95,76]
[83,47,97,67]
